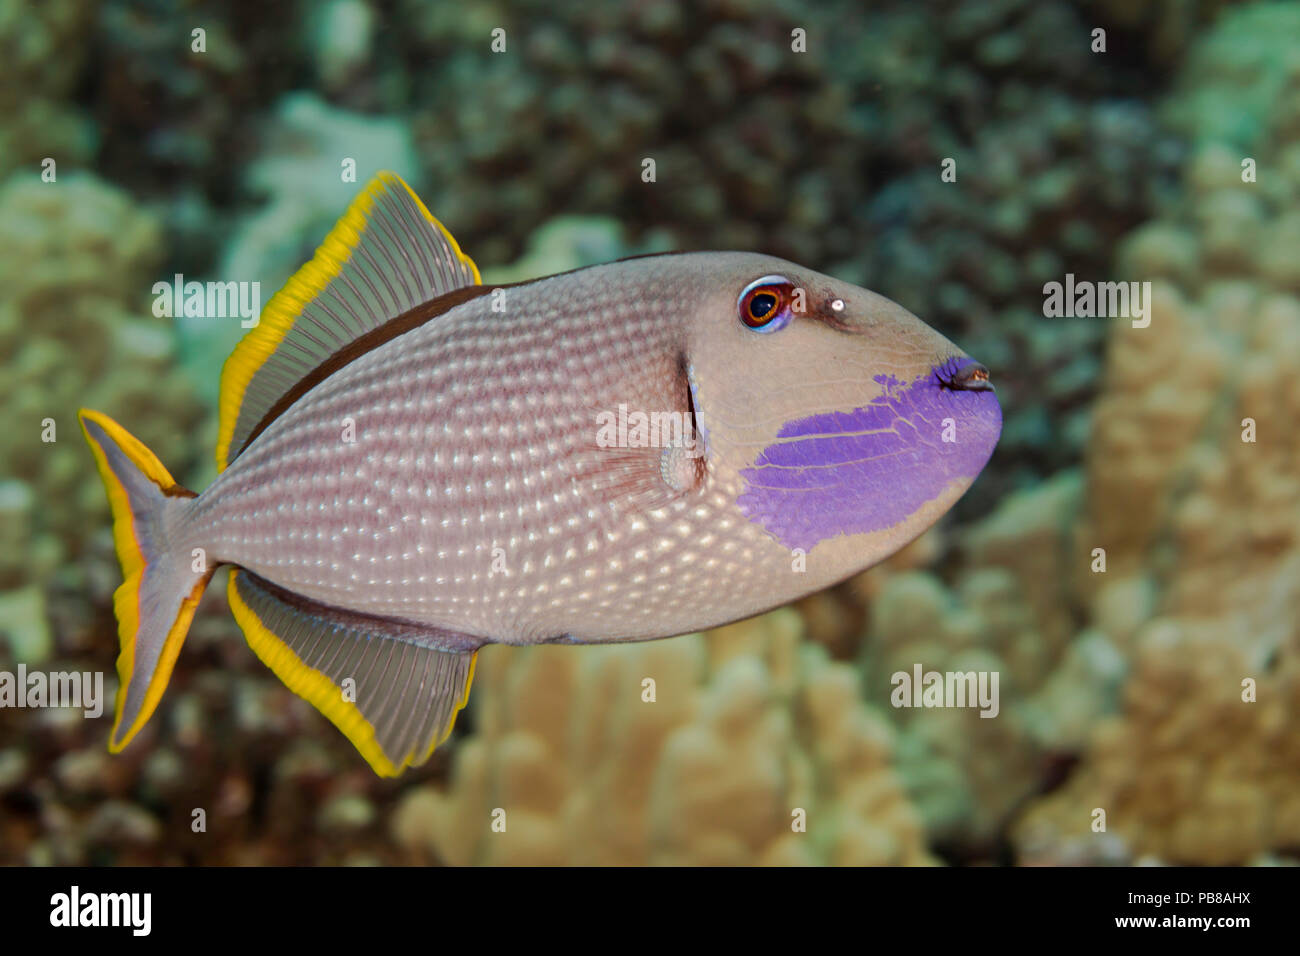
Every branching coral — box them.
[391,610,934,865]
[1015,627,1300,866]
[852,475,1126,851]
[1008,2,1300,864]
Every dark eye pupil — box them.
[749,293,777,320]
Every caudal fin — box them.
[78,409,211,751]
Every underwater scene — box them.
[1,0,1298,872]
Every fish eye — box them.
[738,275,794,333]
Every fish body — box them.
[80,174,1001,775]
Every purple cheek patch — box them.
[736,361,1002,551]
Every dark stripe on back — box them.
[234,252,693,460]
[237,283,499,458]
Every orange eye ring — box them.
[739,275,794,332]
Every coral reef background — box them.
[1,0,1296,865]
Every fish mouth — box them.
[934,356,994,393]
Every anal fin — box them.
[228,570,479,777]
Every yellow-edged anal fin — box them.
[228,569,479,777]
[216,172,480,472]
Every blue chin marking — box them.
[735,367,1003,551]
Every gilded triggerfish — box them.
[80,173,1001,775]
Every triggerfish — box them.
[80,173,1001,775]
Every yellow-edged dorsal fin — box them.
[215,172,479,471]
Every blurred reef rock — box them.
[0,172,205,603]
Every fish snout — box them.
[936,356,994,393]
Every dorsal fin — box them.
[215,172,480,470]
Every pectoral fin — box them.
[227,570,479,777]
[583,351,708,510]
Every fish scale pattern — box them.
[184,257,769,645]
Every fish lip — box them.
[934,356,995,393]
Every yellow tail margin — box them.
[78,409,209,752]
